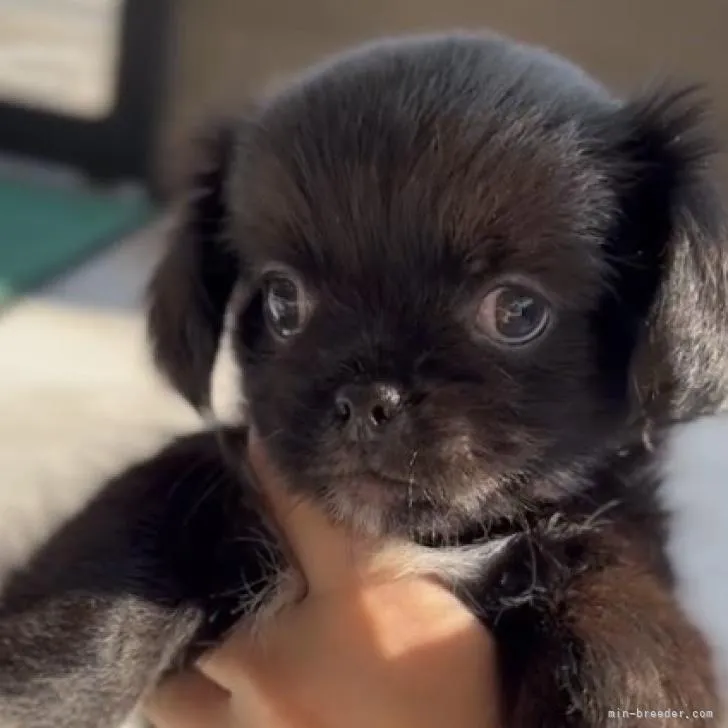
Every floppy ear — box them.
[147,122,240,412]
[599,88,728,424]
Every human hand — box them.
[144,437,501,728]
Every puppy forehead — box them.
[232,35,617,290]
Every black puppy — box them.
[2,32,727,728]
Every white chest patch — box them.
[659,412,728,699]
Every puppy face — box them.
[148,34,728,538]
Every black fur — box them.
[2,32,727,727]
[0,428,284,728]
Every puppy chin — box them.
[245,440,416,536]
[321,478,392,537]
[314,472,492,540]
[245,440,395,536]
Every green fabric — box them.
[0,176,153,305]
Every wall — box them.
[158,0,728,184]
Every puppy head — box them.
[148,34,728,537]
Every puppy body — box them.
[1,32,728,727]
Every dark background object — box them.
[0,1,725,198]
[0,0,172,197]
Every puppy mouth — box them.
[319,468,416,489]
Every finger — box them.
[195,627,251,691]
[143,669,231,728]
[196,630,319,728]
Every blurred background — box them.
[1,0,728,314]
[0,3,726,724]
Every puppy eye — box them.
[262,272,308,339]
[477,284,552,346]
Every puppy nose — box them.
[334,383,403,440]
